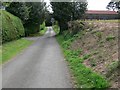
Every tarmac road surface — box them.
[2,27,73,88]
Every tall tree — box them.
[6,2,30,23]
[107,0,120,13]
[71,1,87,20]
[45,11,53,26]
[6,2,46,36]
[51,2,72,33]
[50,1,87,34]
[25,2,46,25]
[23,2,46,35]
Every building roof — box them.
[86,10,118,15]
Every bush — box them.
[40,22,46,30]
[2,10,25,43]
[68,20,85,36]
[24,23,40,36]
[52,21,60,35]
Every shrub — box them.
[68,20,85,36]
[24,23,40,36]
[40,22,46,30]
[2,10,25,43]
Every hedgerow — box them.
[2,10,25,43]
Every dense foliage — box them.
[6,2,29,23]
[6,2,46,36]
[2,10,25,43]
[68,20,84,36]
[51,1,87,34]
[107,0,120,13]
[45,11,53,26]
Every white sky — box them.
[44,0,111,11]
[87,0,111,10]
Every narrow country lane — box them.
[2,27,73,88]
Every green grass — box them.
[56,28,109,88]
[106,35,116,41]
[52,24,60,34]
[39,27,47,35]
[1,38,33,64]
[39,21,47,35]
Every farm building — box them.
[85,10,119,19]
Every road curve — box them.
[2,27,73,88]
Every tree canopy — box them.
[107,0,120,13]
[6,2,30,23]
[50,1,87,34]
[6,2,47,36]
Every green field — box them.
[1,39,33,64]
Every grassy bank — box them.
[56,22,110,88]
[1,39,33,64]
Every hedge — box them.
[1,10,25,43]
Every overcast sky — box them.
[87,0,111,10]
[44,0,111,12]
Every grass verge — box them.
[56,31,109,88]
[1,38,33,64]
